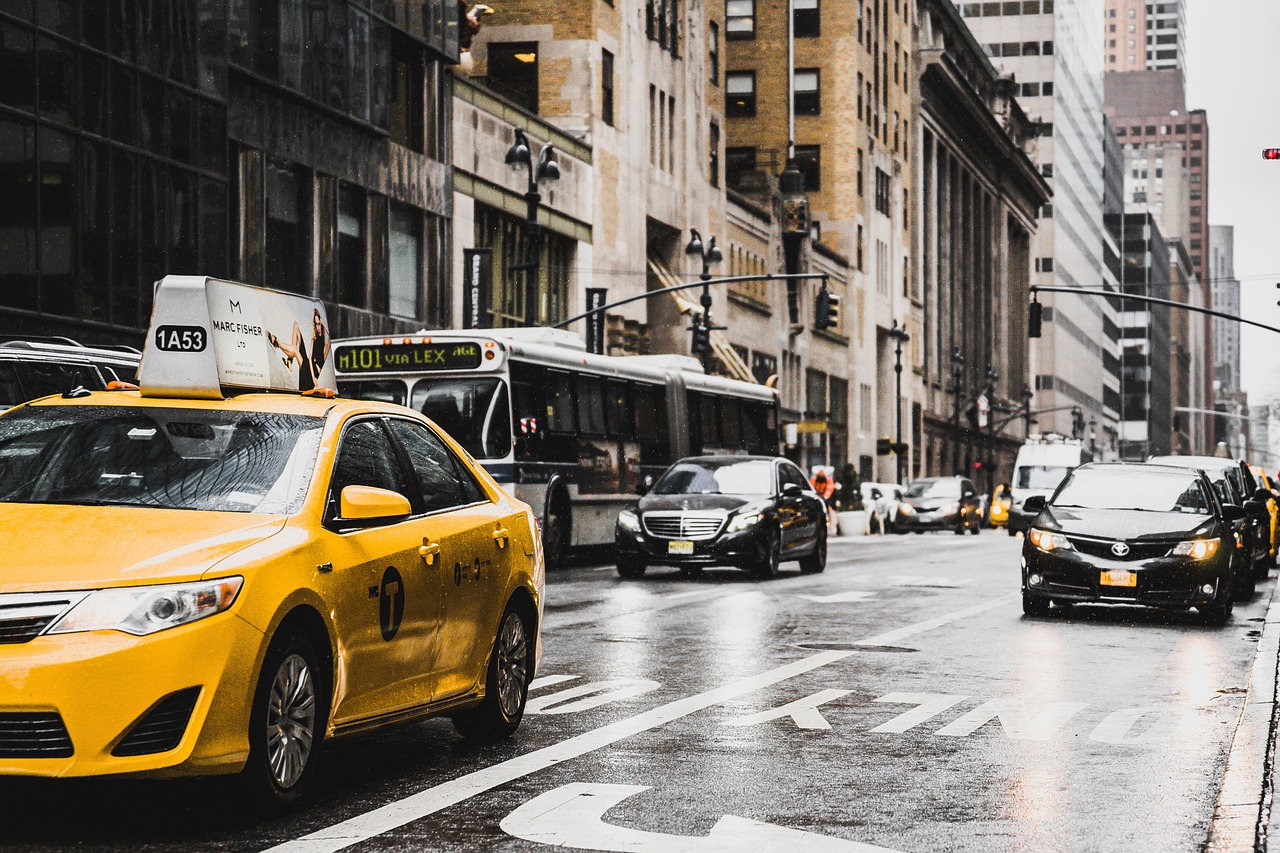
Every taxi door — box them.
[321,418,443,726]
[385,419,513,701]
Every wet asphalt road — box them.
[0,531,1272,852]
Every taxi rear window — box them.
[0,406,323,513]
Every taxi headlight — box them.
[1028,528,1074,553]
[1171,538,1220,560]
[48,577,244,636]
[728,512,763,532]
[617,509,641,533]
[897,503,915,516]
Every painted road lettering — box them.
[500,783,904,853]
[870,693,968,734]
[724,689,853,731]
[934,699,1090,740]
[526,678,663,715]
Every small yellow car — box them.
[0,277,544,806]
[988,483,1011,528]
[1250,465,1278,567]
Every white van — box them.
[1006,435,1093,535]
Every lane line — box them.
[263,595,1016,853]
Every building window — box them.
[709,21,719,84]
[794,0,820,37]
[857,148,864,196]
[726,71,756,117]
[388,38,425,152]
[388,201,421,319]
[601,49,614,126]
[726,146,756,183]
[726,0,755,39]
[794,145,820,192]
[488,42,539,113]
[874,167,890,215]
[856,224,864,270]
[857,73,864,120]
[265,160,310,295]
[709,123,720,187]
[1035,256,1053,273]
[337,183,366,308]
[794,69,820,115]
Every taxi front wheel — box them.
[242,630,328,808]
[453,603,532,741]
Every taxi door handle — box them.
[492,527,510,548]
[419,541,441,565]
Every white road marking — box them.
[530,675,580,692]
[870,693,968,734]
[1089,707,1164,744]
[264,650,854,853]
[934,699,1090,740]
[799,591,878,603]
[894,577,974,588]
[722,689,853,731]
[264,597,1014,853]
[499,782,905,852]
[527,679,662,715]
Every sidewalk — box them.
[1207,580,1280,851]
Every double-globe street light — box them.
[951,348,966,475]
[685,229,724,373]
[888,321,911,485]
[505,128,560,325]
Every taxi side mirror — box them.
[1022,495,1047,514]
[1222,504,1246,522]
[338,485,412,527]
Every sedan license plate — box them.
[1100,569,1137,588]
[668,540,695,555]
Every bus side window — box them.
[700,394,719,450]
[686,392,703,454]
[742,402,766,453]
[576,375,606,435]
[335,379,408,406]
[634,383,669,466]
[605,380,633,439]
[546,371,577,433]
[720,397,743,450]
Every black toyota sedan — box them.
[1020,462,1245,624]
[615,455,827,579]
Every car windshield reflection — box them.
[1053,467,1211,514]
[653,460,774,496]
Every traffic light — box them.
[1028,299,1042,338]
[1265,148,1280,160]
[826,292,842,327]
[1071,406,1084,439]
[690,323,711,357]
[814,288,832,330]
[876,437,892,456]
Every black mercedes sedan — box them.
[614,455,827,579]
[1020,462,1246,624]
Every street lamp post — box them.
[888,321,911,485]
[504,128,560,326]
[685,229,724,373]
[1088,416,1098,457]
[951,349,966,475]
[984,366,999,494]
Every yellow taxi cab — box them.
[0,277,544,806]
[988,483,1011,528]
[1250,465,1279,567]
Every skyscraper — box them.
[1104,0,1187,75]
[959,1,1121,442]
[1209,225,1241,394]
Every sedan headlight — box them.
[1171,538,1220,560]
[617,509,641,533]
[728,512,763,532]
[1028,528,1074,553]
[897,503,915,516]
[941,502,960,516]
[48,577,244,636]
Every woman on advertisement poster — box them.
[267,308,330,392]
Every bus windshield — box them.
[409,378,510,460]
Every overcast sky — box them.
[1185,0,1280,405]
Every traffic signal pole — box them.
[1029,286,1280,338]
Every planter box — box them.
[836,510,869,537]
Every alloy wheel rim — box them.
[495,613,528,719]
[266,652,316,790]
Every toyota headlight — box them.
[617,509,641,533]
[1028,528,1074,553]
[1171,538,1220,560]
[728,512,763,532]
[48,577,244,636]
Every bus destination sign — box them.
[335,342,484,373]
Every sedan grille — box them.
[0,593,85,644]
[0,713,74,758]
[643,512,726,541]
[1066,536,1176,562]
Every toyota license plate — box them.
[1100,569,1137,587]
[668,541,694,555]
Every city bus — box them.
[333,327,780,567]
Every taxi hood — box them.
[0,504,288,592]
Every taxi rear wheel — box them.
[453,603,532,741]
[243,631,327,808]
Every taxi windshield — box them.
[0,405,323,513]
[1053,468,1212,514]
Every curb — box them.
[1206,580,1280,852]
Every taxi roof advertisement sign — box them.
[139,276,336,399]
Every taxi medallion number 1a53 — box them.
[155,325,208,352]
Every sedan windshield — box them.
[654,460,774,495]
[1053,468,1212,515]
[904,479,959,499]
[0,406,323,513]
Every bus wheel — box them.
[542,491,570,570]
